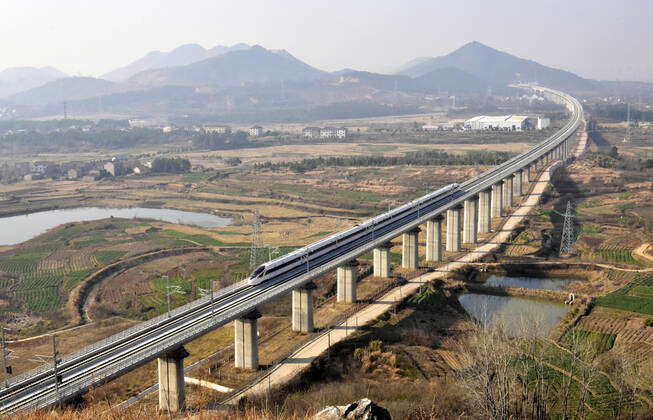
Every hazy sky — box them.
[2,0,652,81]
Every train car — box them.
[248,183,459,286]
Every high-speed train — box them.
[248,183,459,285]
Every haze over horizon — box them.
[2,0,652,82]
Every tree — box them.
[151,157,191,173]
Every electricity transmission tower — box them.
[250,211,263,268]
[624,102,631,143]
[559,201,575,256]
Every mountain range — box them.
[0,66,67,98]
[101,43,251,81]
[396,41,596,91]
[1,41,625,120]
[125,45,325,88]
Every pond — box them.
[0,207,232,246]
[459,275,574,337]
[481,274,574,290]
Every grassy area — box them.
[561,328,616,357]
[93,250,128,265]
[593,249,639,265]
[161,229,250,247]
[595,273,653,315]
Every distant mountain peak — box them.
[125,45,325,88]
[0,66,68,98]
[101,43,251,82]
[397,41,595,91]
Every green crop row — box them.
[596,273,653,315]
[162,230,249,247]
[561,328,616,357]
[594,249,637,265]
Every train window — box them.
[251,265,266,278]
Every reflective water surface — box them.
[460,275,574,337]
[0,207,232,245]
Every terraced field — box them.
[521,340,643,417]
[596,273,653,315]
[0,218,205,331]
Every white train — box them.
[248,183,459,285]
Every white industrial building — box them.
[464,115,531,131]
[204,125,232,134]
[537,117,550,130]
[249,125,264,137]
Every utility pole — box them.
[559,201,575,256]
[624,102,631,143]
[164,275,184,317]
[1,328,9,388]
[51,335,60,399]
[165,275,171,315]
[198,279,214,320]
[250,211,262,268]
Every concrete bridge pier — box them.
[402,227,421,269]
[491,182,503,218]
[513,170,523,197]
[477,189,491,234]
[502,176,513,210]
[336,262,357,303]
[462,197,478,244]
[446,206,462,252]
[158,346,189,413]
[293,281,317,332]
[373,242,393,277]
[425,216,443,262]
[234,309,261,370]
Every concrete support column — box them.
[234,309,261,370]
[502,176,513,209]
[477,189,491,234]
[425,216,444,262]
[514,170,523,197]
[293,281,317,332]
[462,197,478,244]
[373,242,393,277]
[158,346,189,413]
[491,182,503,218]
[446,206,462,252]
[336,262,357,304]
[402,227,421,269]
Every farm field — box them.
[182,141,532,167]
[0,218,207,334]
[0,142,497,338]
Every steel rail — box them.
[0,85,583,415]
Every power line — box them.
[559,201,575,256]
